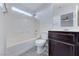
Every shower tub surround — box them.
[6,32,40,56]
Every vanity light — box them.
[11,7,33,16]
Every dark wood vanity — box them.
[48,31,79,56]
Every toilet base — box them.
[36,46,46,55]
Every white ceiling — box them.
[6,3,51,15]
[20,3,51,15]
[20,3,48,11]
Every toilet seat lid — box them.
[36,39,46,44]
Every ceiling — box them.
[20,3,49,11]
[6,3,51,16]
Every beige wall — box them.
[3,12,40,47]
[0,14,6,55]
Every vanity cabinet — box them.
[49,40,75,56]
[48,31,79,56]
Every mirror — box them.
[61,12,73,27]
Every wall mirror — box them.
[61,12,73,27]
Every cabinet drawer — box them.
[48,32,75,44]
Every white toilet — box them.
[35,32,48,54]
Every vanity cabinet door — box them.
[49,39,75,56]
[75,44,79,56]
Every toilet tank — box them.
[41,32,48,40]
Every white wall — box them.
[36,4,53,33]
[36,3,79,32]
[53,4,76,17]
[51,4,78,31]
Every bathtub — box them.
[6,36,39,56]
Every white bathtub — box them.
[6,36,39,56]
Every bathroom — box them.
[0,3,52,56]
[0,3,79,56]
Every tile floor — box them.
[20,46,48,56]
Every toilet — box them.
[35,32,48,54]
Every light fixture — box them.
[11,7,33,16]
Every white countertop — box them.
[50,28,79,32]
